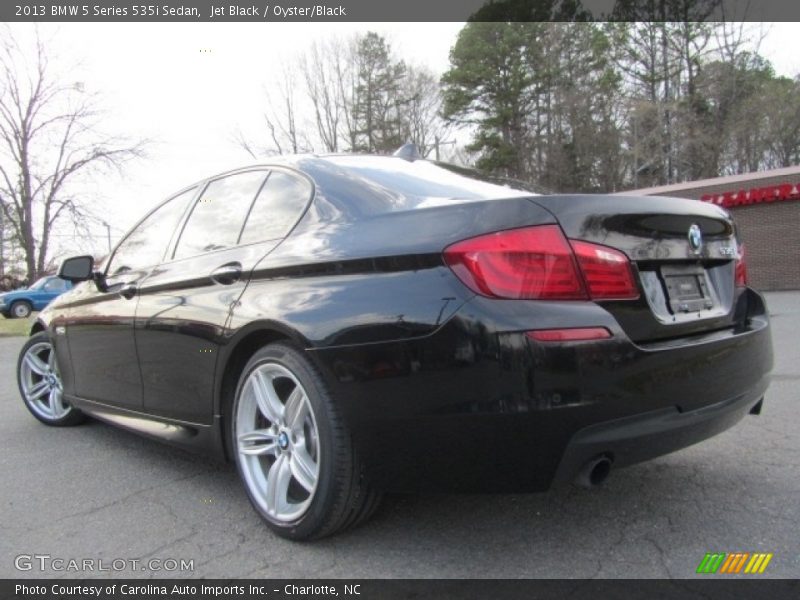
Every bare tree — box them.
[240,32,442,158]
[302,38,347,153]
[0,27,144,282]
[338,35,362,153]
[238,62,310,159]
[402,64,451,158]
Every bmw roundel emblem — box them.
[688,224,703,253]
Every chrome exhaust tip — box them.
[574,455,612,489]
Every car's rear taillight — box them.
[443,225,639,301]
[735,244,747,287]
[443,225,586,300]
[570,241,639,300]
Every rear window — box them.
[173,170,267,259]
[239,171,311,244]
[324,156,538,209]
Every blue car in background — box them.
[0,276,73,319]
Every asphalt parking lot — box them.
[1,291,798,579]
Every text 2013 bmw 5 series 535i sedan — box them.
[18,152,773,540]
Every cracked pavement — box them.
[1,291,798,579]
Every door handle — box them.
[119,282,137,300]
[211,262,242,286]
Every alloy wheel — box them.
[235,362,321,523]
[19,340,70,420]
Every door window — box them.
[107,187,197,276]
[173,170,267,260]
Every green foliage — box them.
[442,22,535,177]
[442,21,800,192]
[352,33,408,153]
[467,0,592,22]
[442,22,624,191]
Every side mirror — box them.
[58,255,108,292]
[58,256,94,282]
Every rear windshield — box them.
[324,156,539,209]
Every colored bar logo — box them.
[696,552,773,574]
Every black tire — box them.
[17,332,86,426]
[230,342,380,540]
[9,300,32,319]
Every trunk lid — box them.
[530,194,744,343]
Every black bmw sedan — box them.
[17,152,773,540]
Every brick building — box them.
[623,166,800,291]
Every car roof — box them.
[167,154,541,222]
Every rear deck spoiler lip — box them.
[527,193,732,221]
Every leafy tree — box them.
[534,23,624,192]
[441,22,536,179]
[691,52,773,175]
[763,76,800,168]
[242,21,800,193]
[442,22,624,191]
[352,33,407,153]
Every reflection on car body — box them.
[0,276,72,319]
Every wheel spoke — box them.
[25,352,48,376]
[49,388,65,418]
[251,371,284,424]
[27,380,49,400]
[283,386,307,430]
[289,447,318,493]
[238,429,277,456]
[264,453,292,516]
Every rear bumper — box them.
[313,289,773,493]
[552,386,765,485]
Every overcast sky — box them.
[7,22,800,258]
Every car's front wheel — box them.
[231,342,380,540]
[17,332,85,426]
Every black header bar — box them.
[3,579,800,600]
[4,0,800,22]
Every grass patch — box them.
[0,314,35,337]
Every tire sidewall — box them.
[231,343,340,540]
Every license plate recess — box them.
[661,264,714,314]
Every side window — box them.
[108,187,196,276]
[43,278,67,292]
[173,171,267,260]
[239,171,312,245]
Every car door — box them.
[134,168,314,423]
[15,277,46,311]
[64,186,197,409]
